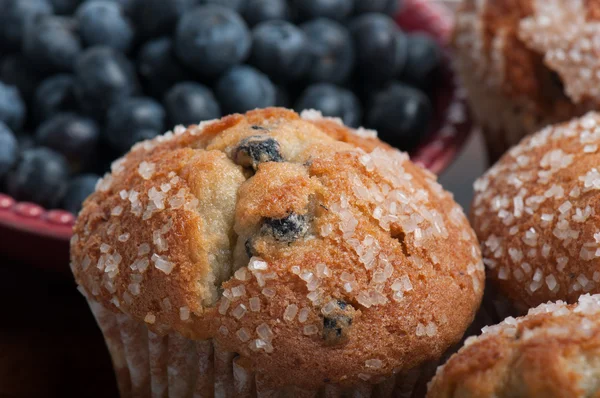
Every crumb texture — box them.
[71,107,483,389]
[428,294,600,398]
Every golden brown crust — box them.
[427,295,600,398]
[71,107,484,389]
[472,112,600,310]
[453,0,600,159]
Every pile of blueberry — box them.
[0,0,442,214]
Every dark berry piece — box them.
[244,238,256,258]
[0,81,26,132]
[350,13,406,83]
[63,174,99,214]
[353,0,399,15]
[35,113,100,172]
[175,5,251,77]
[137,37,194,98]
[262,212,308,242]
[105,97,166,153]
[322,300,354,345]
[301,18,354,84]
[0,55,43,105]
[200,0,247,12]
[215,65,276,114]
[0,122,18,179]
[130,0,197,38]
[232,135,282,170]
[51,0,82,14]
[76,1,134,52]
[163,82,220,127]
[250,20,310,83]
[244,0,289,27]
[400,33,442,89]
[367,82,432,151]
[292,0,353,21]
[74,46,139,119]
[23,16,83,74]
[0,0,53,52]
[295,83,361,127]
[34,74,78,123]
[6,148,69,208]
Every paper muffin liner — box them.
[86,297,439,398]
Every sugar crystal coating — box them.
[472,112,600,308]
[429,294,600,397]
[70,108,483,390]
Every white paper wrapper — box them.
[86,298,437,398]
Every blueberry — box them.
[131,0,198,39]
[51,0,82,14]
[0,55,43,106]
[367,83,432,151]
[244,0,289,27]
[62,174,99,214]
[292,0,353,21]
[233,135,282,170]
[34,74,78,123]
[0,122,18,179]
[6,148,69,208]
[350,13,407,83]
[23,16,83,74]
[322,300,354,345]
[353,0,399,15]
[175,5,251,77]
[35,113,100,172]
[76,1,134,53]
[250,20,310,83]
[262,212,308,242]
[400,33,442,90]
[137,37,194,98]
[74,46,139,119]
[215,65,276,114]
[86,0,135,15]
[295,84,362,127]
[244,238,256,258]
[200,0,246,12]
[163,82,220,127]
[0,0,53,52]
[0,81,26,132]
[106,97,166,153]
[301,18,354,84]
[16,134,35,151]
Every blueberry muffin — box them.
[70,107,484,396]
[472,112,600,313]
[428,294,600,398]
[453,0,600,162]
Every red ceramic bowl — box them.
[0,0,472,271]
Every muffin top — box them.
[427,294,600,398]
[454,0,600,116]
[472,112,600,310]
[70,107,484,389]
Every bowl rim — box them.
[0,0,472,244]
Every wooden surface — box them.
[0,262,117,398]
